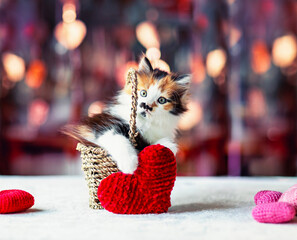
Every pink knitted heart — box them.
[252,202,296,223]
[254,190,282,205]
[278,184,297,210]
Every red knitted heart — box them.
[97,144,176,214]
[0,189,34,214]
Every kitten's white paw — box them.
[155,138,177,155]
[116,153,138,174]
[95,130,139,174]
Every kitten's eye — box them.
[157,97,167,104]
[140,90,147,97]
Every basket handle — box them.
[127,68,139,147]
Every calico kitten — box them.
[63,57,190,174]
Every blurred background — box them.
[0,0,296,176]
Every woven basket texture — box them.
[76,68,138,209]
[76,143,119,209]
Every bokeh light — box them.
[195,14,209,30]
[116,61,138,87]
[272,35,297,68]
[54,20,87,50]
[146,47,161,62]
[136,21,160,49]
[206,49,227,78]
[229,25,241,47]
[25,60,47,89]
[28,99,49,127]
[88,101,105,117]
[251,40,271,74]
[190,54,206,83]
[1,0,296,177]
[246,89,266,118]
[2,53,26,82]
[62,3,76,23]
[178,101,203,131]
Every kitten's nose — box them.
[140,102,153,111]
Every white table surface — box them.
[0,176,296,240]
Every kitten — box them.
[63,57,190,174]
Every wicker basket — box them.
[76,68,138,209]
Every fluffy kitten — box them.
[63,57,190,174]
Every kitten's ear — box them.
[175,74,191,87]
[138,56,153,74]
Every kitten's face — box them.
[124,57,190,120]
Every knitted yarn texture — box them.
[252,186,297,223]
[254,190,282,205]
[0,189,34,214]
[279,184,297,209]
[252,202,296,223]
[97,144,177,214]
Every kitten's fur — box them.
[63,57,190,174]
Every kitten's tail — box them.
[61,124,98,147]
